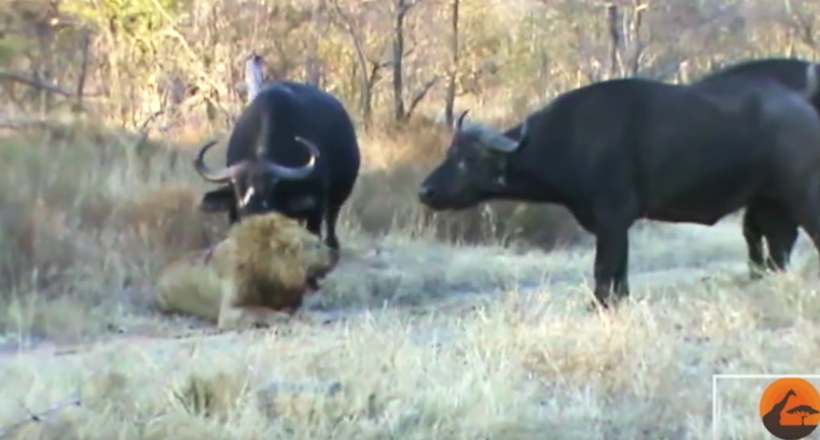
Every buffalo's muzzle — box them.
[417,185,434,203]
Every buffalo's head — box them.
[418,110,522,210]
[194,133,320,219]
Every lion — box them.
[154,213,338,330]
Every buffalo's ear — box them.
[200,185,235,212]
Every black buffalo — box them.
[194,81,361,253]
[693,57,820,278]
[417,67,820,309]
[697,57,820,111]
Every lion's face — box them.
[301,234,337,290]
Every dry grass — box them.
[3,0,820,436]
[0,118,583,339]
[1,120,820,439]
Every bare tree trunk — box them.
[444,0,459,127]
[623,2,648,76]
[73,32,91,114]
[34,22,54,115]
[329,0,378,125]
[305,1,325,87]
[605,2,648,79]
[606,4,620,79]
[390,0,436,123]
[245,52,266,104]
[391,0,410,122]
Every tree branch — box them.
[406,76,439,119]
[0,72,94,98]
[75,32,92,108]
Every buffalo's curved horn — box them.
[480,126,520,153]
[455,109,470,131]
[193,139,248,183]
[265,136,320,181]
[459,118,520,153]
[453,108,518,153]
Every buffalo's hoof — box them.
[282,307,300,316]
[306,277,320,292]
[748,270,765,281]
[585,297,623,314]
[329,249,341,267]
[585,300,608,313]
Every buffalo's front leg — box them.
[305,210,323,240]
[612,237,630,299]
[324,203,343,253]
[228,205,239,225]
[592,226,630,309]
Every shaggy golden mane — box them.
[226,213,333,310]
[154,213,336,329]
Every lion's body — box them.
[154,213,336,329]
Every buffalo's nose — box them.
[418,185,434,201]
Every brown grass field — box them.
[3,0,820,438]
[0,118,819,440]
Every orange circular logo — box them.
[760,378,820,439]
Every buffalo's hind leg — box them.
[742,205,766,279]
[760,206,798,273]
[766,222,799,272]
[745,201,799,279]
[785,180,820,277]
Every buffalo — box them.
[697,57,820,111]
[193,81,361,254]
[418,67,820,309]
[693,57,820,278]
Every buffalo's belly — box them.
[644,204,743,225]
[642,172,761,225]
[639,136,767,224]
